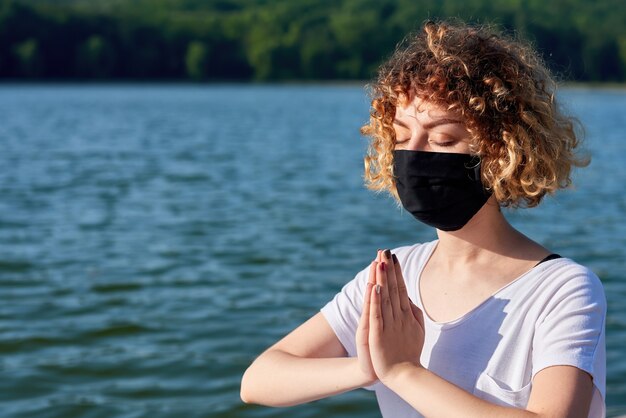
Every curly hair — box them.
[360,20,588,208]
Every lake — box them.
[0,84,624,417]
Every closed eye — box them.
[431,141,455,147]
[428,126,468,147]
[393,122,411,145]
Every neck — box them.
[433,198,546,266]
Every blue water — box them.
[0,84,624,417]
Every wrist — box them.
[351,358,378,387]
[381,362,424,389]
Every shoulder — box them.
[539,258,605,302]
[532,257,606,321]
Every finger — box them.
[377,261,394,321]
[368,259,377,285]
[375,252,383,286]
[383,249,402,316]
[360,261,377,329]
[393,254,411,312]
[361,279,374,319]
[369,282,383,337]
[358,281,374,340]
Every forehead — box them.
[395,96,460,120]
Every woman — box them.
[240,20,606,418]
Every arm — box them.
[382,363,593,418]
[240,311,375,407]
[368,251,595,418]
[241,257,383,407]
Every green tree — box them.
[330,0,399,79]
[243,3,303,80]
[185,40,209,80]
[76,35,116,78]
[13,38,41,77]
[0,0,624,82]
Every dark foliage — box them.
[1,0,624,81]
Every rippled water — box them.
[0,84,624,417]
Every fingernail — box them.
[380,261,386,271]
[392,254,398,264]
[384,249,391,259]
[375,284,381,294]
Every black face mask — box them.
[392,150,492,231]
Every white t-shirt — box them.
[321,240,606,418]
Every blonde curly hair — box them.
[360,20,588,208]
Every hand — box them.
[368,250,425,384]
[355,251,382,386]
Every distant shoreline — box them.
[1,80,625,90]
[561,82,626,90]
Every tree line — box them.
[1,0,624,82]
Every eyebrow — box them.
[393,117,464,130]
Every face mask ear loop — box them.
[464,155,482,182]
[465,156,492,197]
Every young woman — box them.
[240,20,606,418]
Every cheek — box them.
[446,128,473,153]
[454,140,472,154]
